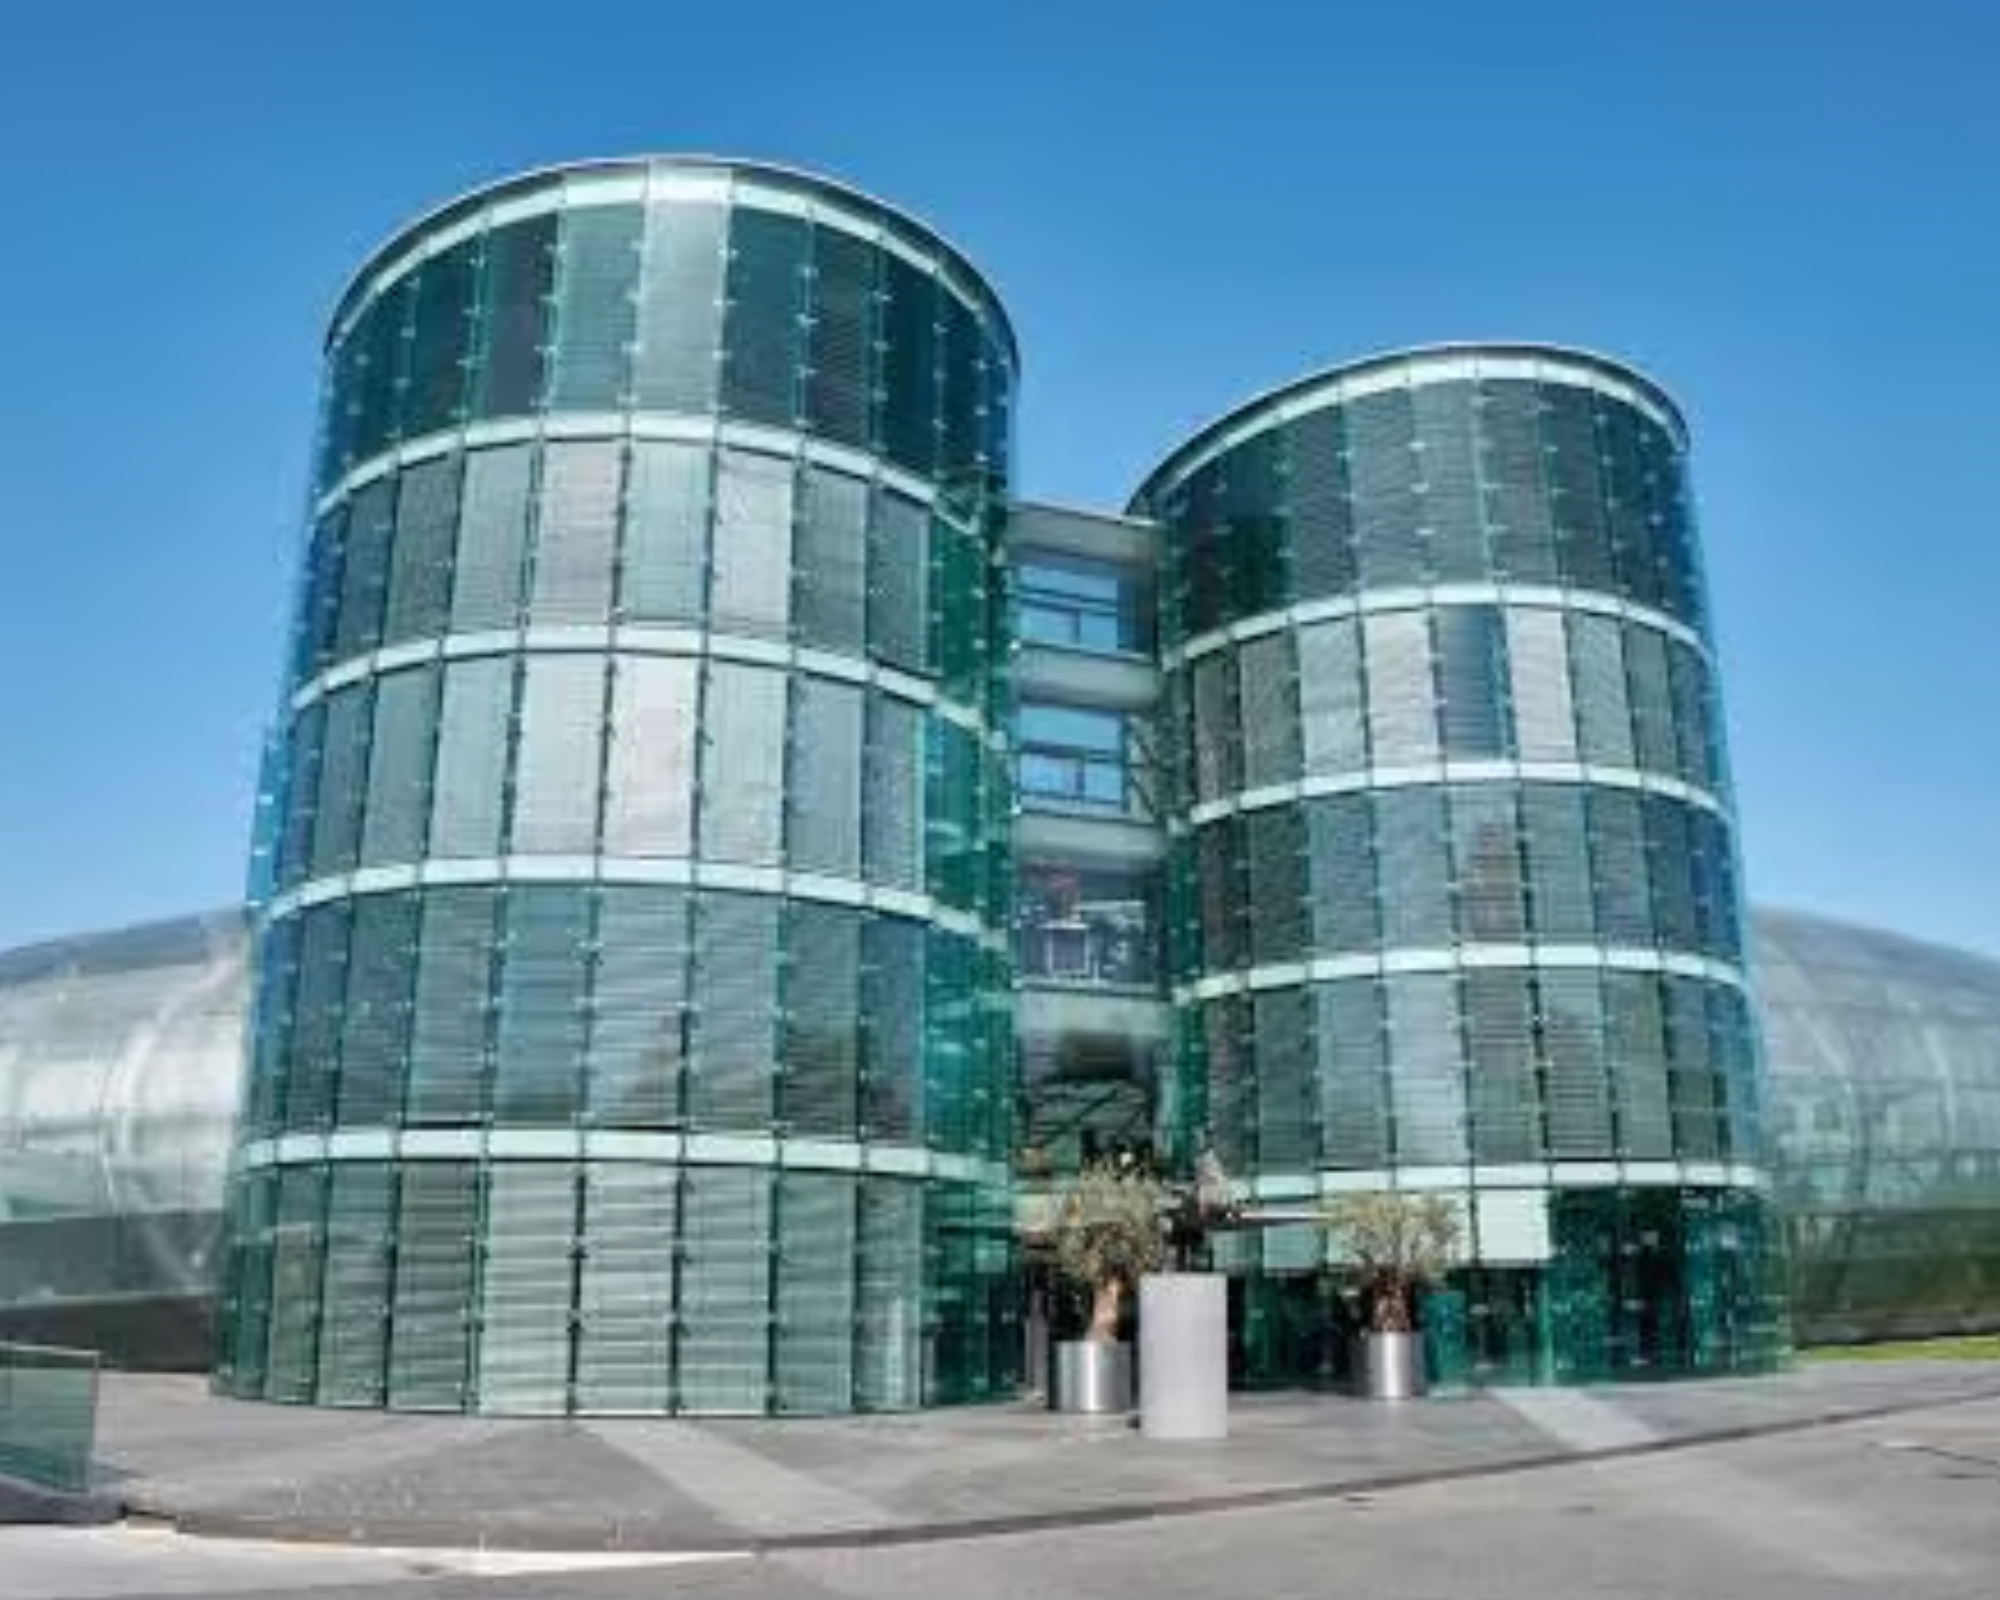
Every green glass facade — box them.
[1130,348,1785,1382]
[216,160,1018,1413]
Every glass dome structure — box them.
[1754,907,2000,1341]
[0,911,246,1368]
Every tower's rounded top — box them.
[1128,341,1687,513]
[326,154,1018,367]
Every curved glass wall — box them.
[1756,908,2000,1343]
[1131,346,1782,1381]
[0,912,245,1369]
[219,158,1018,1414]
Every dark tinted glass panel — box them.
[1286,406,1356,600]
[939,293,982,481]
[360,665,439,866]
[405,239,478,437]
[805,227,876,448]
[334,478,395,659]
[869,490,929,673]
[1479,380,1558,583]
[589,887,691,1126]
[880,255,938,475]
[1451,784,1526,940]
[351,278,412,464]
[1545,386,1611,591]
[383,454,461,647]
[722,207,807,426]
[548,204,640,409]
[491,885,591,1124]
[1318,979,1389,1167]
[406,887,498,1124]
[1348,389,1424,587]
[693,893,777,1129]
[1244,806,1306,963]
[1435,605,1510,758]
[1374,787,1452,946]
[474,215,556,419]
[339,891,419,1126]
[1306,794,1378,954]
[796,466,868,654]
[784,903,861,1136]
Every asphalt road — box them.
[8,1395,1998,1600]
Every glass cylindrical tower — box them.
[1131,345,1782,1381]
[216,158,1018,1414]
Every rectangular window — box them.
[509,655,606,855]
[575,1163,676,1411]
[1373,787,1452,947]
[334,478,396,660]
[1017,702,1137,816]
[788,676,864,877]
[1570,612,1635,768]
[1298,619,1366,776]
[794,467,868,655]
[679,1167,773,1413]
[691,893,778,1130]
[633,201,725,414]
[383,454,461,647]
[700,662,786,865]
[868,489,930,673]
[1363,611,1438,766]
[529,441,622,625]
[864,695,924,890]
[1317,979,1388,1168]
[360,665,440,867]
[879,255,938,474]
[721,208,807,427]
[1238,631,1301,789]
[1385,972,1467,1163]
[547,203,640,410]
[490,885,592,1125]
[602,655,697,856]
[451,445,533,633]
[804,227,876,450]
[474,215,556,420]
[387,1161,480,1409]
[589,887,692,1127]
[620,440,707,624]
[1507,609,1576,762]
[406,887,498,1125]
[783,903,861,1136]
[1015,862,1159,987]
[1016,553,1149,655]
[429,657,516,858]
[311,683,372,877]
[710,449,793,639]
[1434,605,1510,759]
[1449,784,1526,941]
[477,1165,579,1414]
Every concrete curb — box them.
[0,1473,123,1529]
[113,1381,2000,1554]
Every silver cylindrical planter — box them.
[1051,1340,1133,1413]
[1139,1273,1228,1440]
[1358,1331,1425,1400]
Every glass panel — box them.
[404,238,477,439]
[1480,380,1558,583]
[1363,611,1437,765]
[795,466,868,655]
[939,293,983,484]
[310,683,372,877]
[1605,971,1673,1160]
[1507,609,1576,762]
[263,1165,327,1402]
[429,657,515,857]
[476,1164,577,1413]
[776,1172,857,1412]
[1254,987,1315,1166]
[721,207,806,427]
[603,655,698,856]
[1285,406,1356,601]
[864,695,924,891]
[1545,385,1611,592]
[804,226,877,449]
[278,702,325,889]
[862,916,924,1141]
[620,439,708,624]
[1317,979,1389,1168]
[700,662,785,865]
[1245,807,1306,964]
[386,1161,479,1409]
[529,441,622,625]
[1238,630,1300,789]
[1570,612,1635,768]
[788,676,863,877]
[349,278,412,464]
[710,449,793,639]
[783,903,861,1136]
[1298,618,1366,776]
[337,891,418,1127]
[316,1162,393,1405]
[1540,969,1613,1154]
[1373,787,1452,947]
[691,893,777,1129]
[1451,784,1526,940]
[1414,381,1486,581]
[1520,783,1597,943]
[1465,971,1540,1162]
[547,202,640,410]
[509,654,606,854]
[633,199,726,415]
[1016,552,1146,654]
[1190,652,1240,800]
[451,445,534,633]
[869,489,929,674]
[1669,641,1716,792]
[490,885,592,1126]
[333,477,395,660]
[879,254,938,475]
[1624,623,1678,776]
[405,887,498,1125]
[473,215,556,420]
[589,887,692,1127]
[360,666,439,866]
[1347,389,1425,587]
[383,454,461,647]
[1589,787,1653,945]
[678,1166,772,1413]
[855,1179,924,1409]
[575,1163,676,1412]
[297,507,347,682]
[1306,794,1378,954]
[1434,604,1510,759]
[1644,793,1699,952]
[1386,972,1467,1163]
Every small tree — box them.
[1321,1191,1461,1334]
[1051,1159,1166,1342]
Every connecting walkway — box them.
[56,1360,2000,1552]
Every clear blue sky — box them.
[2,2,1994,957]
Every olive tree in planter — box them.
[1321,1191,1462,1400]
[1049,1159,1165,1413]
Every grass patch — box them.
[1800,1334,2000,1363]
